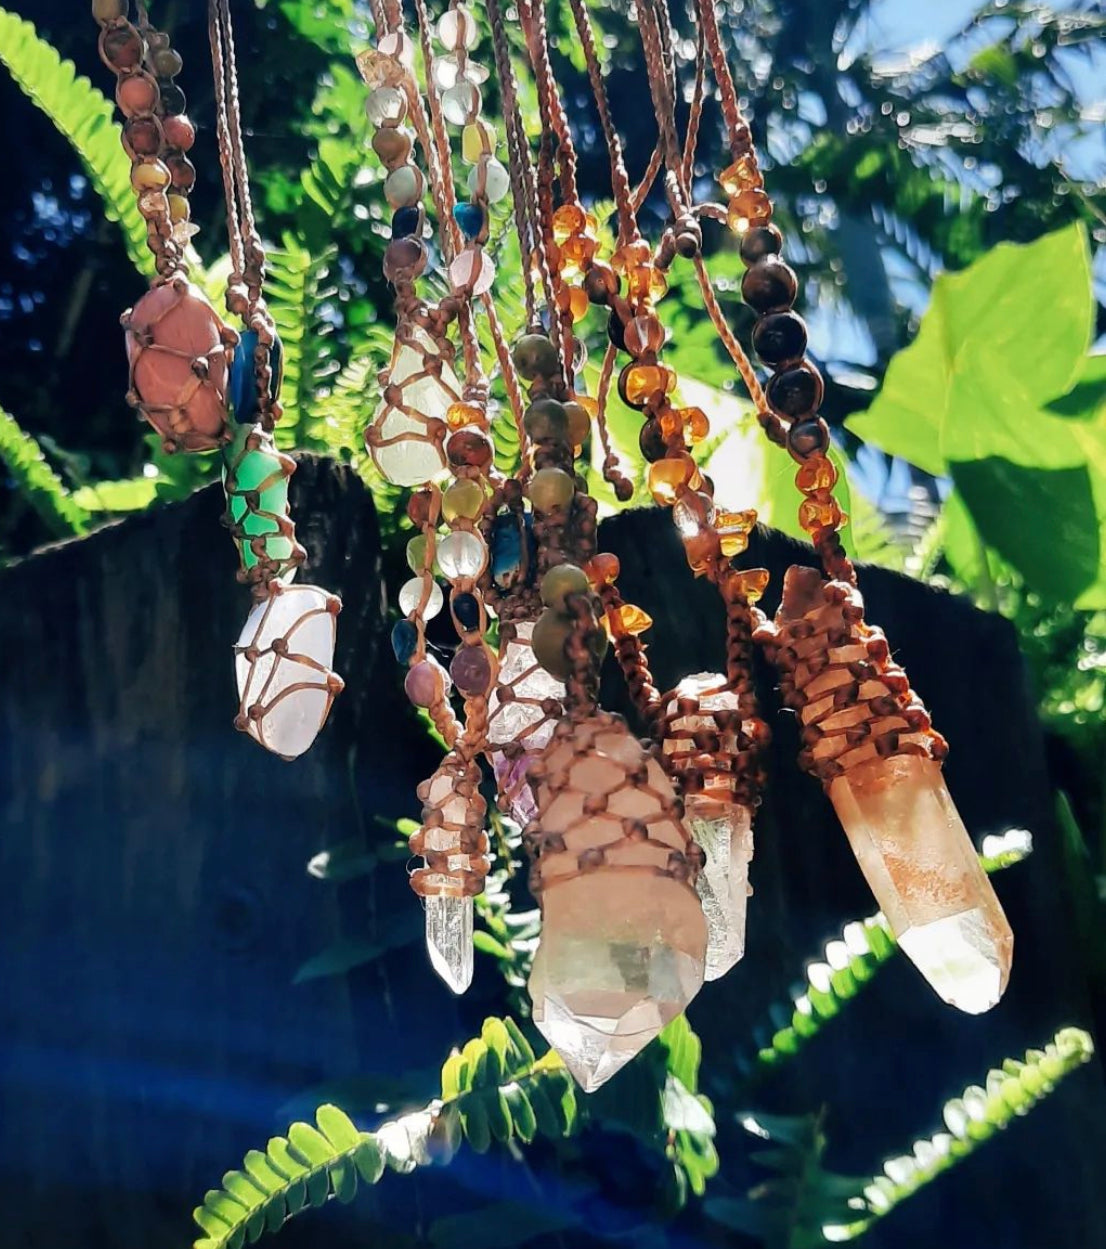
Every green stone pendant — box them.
[222,423,302,582]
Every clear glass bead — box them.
[398,575,444,619]
[469,157,510,203]
[378,30,415,66]
[384,165,424,209]
[441,82,481,126]
[433,53,489,90]
[437,530,487,580]
[365,86,407,126]
[437,6,479,51]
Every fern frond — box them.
[267,235,339,452]
[0,402,89,538]
[0,8,151,276]
[193,1018,577,1249]
[752,830,1033,1072]
[823,1027,1096,1240]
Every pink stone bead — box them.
[405,658,450,707]
[450,644,492,696]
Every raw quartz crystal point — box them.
[234,581,344,759]
[525,712,707,1091]
[409,757,491,995]
[761,565,1013,1013]
[659,673,756,981]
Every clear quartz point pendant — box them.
[425,893,473,995]
[829,753,1013,1013]
[686,795,753,981]
[234,581,343,759]
[526,714,707,1091]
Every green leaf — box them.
[71,476,158,515]
[292,911,422,982]
[0,8,152,275]
[0,401,89,538]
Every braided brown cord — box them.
[753,566,944,785]
[593,341,632,497]
[596,579,660,722]
[693,0,758,169]
[692,253,767,411]
[683,23,707,191]
[637,0,688,219]
[631,141,665,215]
[517,0,579,206]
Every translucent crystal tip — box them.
[898,911,1012,1014]
[425,894,473,995]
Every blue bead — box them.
[391,206,421,238]
[452,592,480,631]
[229,330,284,424]
[452,202,485,240]
[491,513,523,590]
[391,619,418,665]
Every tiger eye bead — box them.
[446,427,494,471]
[585,262,619,305]
[767,363,824,419]
[527,467,575,512]
[639,418,667,463]
[753,312,808,367]
[740,224,783,266]
[741,257,798,314]
[372,127,414,166]
[512,334,560,381]
[162,114,195,152]
[167,155,196,191]
[523,398,569,442]
[123,117,161,157]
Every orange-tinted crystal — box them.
[719,156,762,195]
[620,363,676,409]
[798,496,844,532]
[561,234,598,268]
[795,454,838,493]
[586,552,621,585]
[647,456,697,506]
[446,401,484,429]
[681,406,710,444]
[611,239,652,275]
[605,602,653,637]
[727,188,772,234]
[552,203,588,241]
[730,567,770,603]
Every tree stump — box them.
[0,459,1102,1249]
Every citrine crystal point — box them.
[425,893,474,995]
[687,796,753,982]
[528,875,707,1092]
[829,754,1013,1014]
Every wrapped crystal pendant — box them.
[234,581,344,759]
[756,566,1013,1013]
[365,323,460,487]
[525,712,707,1091]
[409,756,491,994]
[123,277,233,452]
[486,620,565,826]
[657,673,758,981]
[222,423,304,589]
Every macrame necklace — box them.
[93,0,343,760]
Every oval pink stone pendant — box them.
[123,278,233,452]
[448,248,495,297]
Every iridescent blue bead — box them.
[452,591,480,632]
[391,619,418,665]
[490,513,523,590]
[391,206,421,239]
[452,202,485,240]
[229,330,284,424]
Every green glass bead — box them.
[540,563,590,612]
[526,466,575,513]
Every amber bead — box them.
[715,508,757,558]
[564,401,591,447]
[561,234,598,268]
[798,496,844,533]
[727,188,772,234]
[540,563,590,612]
[788,418,831,459]
[741,257,798,314]
[523,398,569,442]
[93,0,128,19]
[611,239,651,274]
[625,264,668,303]
[624,314,665,357]
[116,73,158,116]
[527,467,575,512]
[753,312,807,368]
[682,407,710,444]
[658,407,682,440]
[372,127,414,166]
[101,26,144,70]
[795,453,837,492]
[445,401,483,429]
[586,552,620,585]
[162,114,195,152]
[446,427,494,470]
[647,456,697,506]
[767,364,824,420]
[719,156,762,195]
[442,478,486,521]
[729,568,770,604]
[585,262,619,305]
[131,159,171,191]
[739,224,783,267]
[555,284,590,323]
[512,333,560,381]
[552,203,588,241]
[619,362,676,410]
[639,418,667,463]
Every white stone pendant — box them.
[234,581,344,759]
